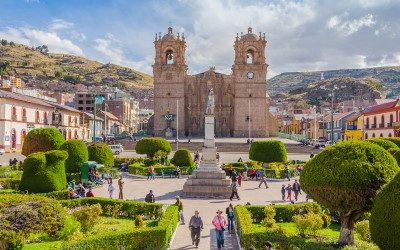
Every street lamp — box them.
[321,85,340,143]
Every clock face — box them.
[247,71,254,79]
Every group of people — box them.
[106,175,124,199]
[68,182,94,199]
[281,179,302,202]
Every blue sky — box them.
[1,0,400,78]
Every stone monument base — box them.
[182,168,231,198]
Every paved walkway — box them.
[94,175,305,250]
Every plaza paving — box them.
[94,175,305,250]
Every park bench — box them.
[161,169,175,178]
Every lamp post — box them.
[321,85,339,144]
[313,105,317,141]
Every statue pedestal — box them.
[182,115,231,198]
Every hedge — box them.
[19,150,68,193]
[60,139,89,173]
[0,178,20,189]
[370,172,400,250]
[128,163,194,176]
[114,157,145,167]
[245,203,323,223]
[59,205,178,250]
[21,127,65,156]
[60,197,163,220]
[366,138,399,151]
[135,137,171,158]
[171,148,194,167]
[249,140,287,163]
[88,143,114,167]
[383,137,400,148]
[41,190,70,200]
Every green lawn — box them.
[23,217,153,250]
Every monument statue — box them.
[206,88,214,115]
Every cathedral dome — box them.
[162,27,177,41]
[241,27,259,41]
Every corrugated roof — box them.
[363,99,399,115]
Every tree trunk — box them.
[337,211,363,246]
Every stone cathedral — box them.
[153,27,276,137]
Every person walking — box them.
[243,163,248,180]
[212,210,227,249]
[226,203,235,234]
[189,210,203,248]
[281,184,286,201]
[230,181,240,201]
[145,190,155,203]
[118,175,124,199]
[228,164,233,178]
[292,179,302,201]
[284,165,291,181]
[286,184,292,201]
[216,153,220,162]
[258,171,269,188]
[237,172,243,187]
[108,182,115,199]
[175,196,185,225]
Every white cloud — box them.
[0,27,83,55]
[327,13,376,36]
[49,19,74,31]
[94,33,152,73]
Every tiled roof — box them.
[100,111,119,120]
[346,113,361,122]
[363,99,399,115]
[0,89,54,108]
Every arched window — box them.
[246,49,254,64]
[390,114,394,126]
[44,112,48,124]
[380,133,383,137]
[22,108,26,117]
[35,110,40,122]
[366,117,369,127]
[389,133,392,137]
[372,133,375,138]
[381,115,385,127]
[166,49,174,64]
[365,133,368,139]
[373,116,377,126]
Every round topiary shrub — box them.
[19,150,68,193]
[392,150,400,166]
[21,127,65,156]
[249,140,287,163]
[300,141,399,246]
[60,139,89,173]
[135,137,172,158]
[88,143,114,167]
[366,138,399,151]
[370,172,400,249]
[171,148,194,167]
[383,137,400,148]
[387,148,400,155]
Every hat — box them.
[216,209,223,214]
[175,195,180,199]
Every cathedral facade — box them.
[153,27,275,137]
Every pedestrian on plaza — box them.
[175,166,181,178]
[258,171,269,189]
[286,184,292,201]
[230,181,240,201]
[292,179,301,201]
[265,241,273,250]
[118,175,124,199]
[175,196,185,225]
[281,184,286,201]
[284,165,291,181]
[189,210,203,248]
[212,210,227,249]
[238,157,243,162]
[237,172,243,187]
[226,203,235,234]
[147,165,155,180]
[78,182,85,197]
[216,153,220,162]
[231,170,237,182]
[86,188,94,197]
[145,190,155,203]
[243,163,248,180]
[310,152,314,158]
[228,164,233,177]
[108,182,115,199]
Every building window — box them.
[365,133,368,139]
[22,108,26,117]
[166,49,174,64]
[78,100,83,104]
[372,133,375,138]
[389,133,392,137]
[78,107,83,110]
[78,94,84,98]
[86,94,91,98]
[246,49,254,64]
[380,133,383,137]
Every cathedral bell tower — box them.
[232,27,269,137]
[153,27,187,137]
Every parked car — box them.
[109,144,124,155]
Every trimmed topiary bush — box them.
[135,137,171,158]
[370,172,400,249]
[88,143,114,167]
[21,127,65,156]
[60,139,89,173]
[392,150,400,166]
[249,140,287,163]
[19,150,68,193]
[300,141,399,246]
[171,148,194,167]
[366,138,399,151]
[383,137,400,148]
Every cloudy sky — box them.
[0,0,399,78]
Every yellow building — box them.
[344,113,363,140]
[10,76,22,88]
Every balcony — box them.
[365,124,370,129]
[378,123,385,128]
[393,122,400,127]
[347,125,357,130]
[387,122,393,128]
[22,116,27,122]
[11,115,17,121]
[371,124,377,129]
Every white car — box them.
[109,144,123,155]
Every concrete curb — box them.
[167,217,179,250]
